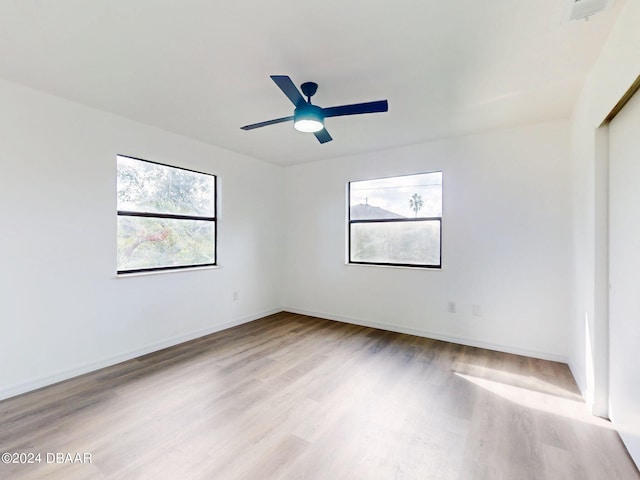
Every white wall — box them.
[282,119,572,361]
[0,78,283,400]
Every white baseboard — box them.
[284,306,569,364]
[2,307,570,402]
[0,308,282,402]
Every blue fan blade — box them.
[271,75,306,108]
[322,100,388,118]
[241,115,294,130]
[314,128,333,144]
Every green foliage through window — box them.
[117,155,216,273]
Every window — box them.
[348,172,442,268]
[116,155,217,274]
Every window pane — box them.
[350,172,442,220]
[117,156,215,217]
[350,220,440,266]
[117,216,215,271]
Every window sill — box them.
[115,265,222,278]
[345,262,441,271]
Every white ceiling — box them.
[0,1,625,166]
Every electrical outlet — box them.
[233,291,239,301]
[473,304,481,316]
[448,301,456,314]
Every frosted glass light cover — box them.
[294,118,323,132]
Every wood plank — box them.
[0,312,638,479]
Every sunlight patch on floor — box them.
[455,363,581,400]
[454,372,614,429]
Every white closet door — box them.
[609,86,640,467]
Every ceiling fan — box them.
[240,75,388,144]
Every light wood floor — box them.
[1,312,638,479]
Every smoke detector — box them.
[565,0,614,22]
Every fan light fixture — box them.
[294,105,324,132]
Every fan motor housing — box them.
[294,104,323,118]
